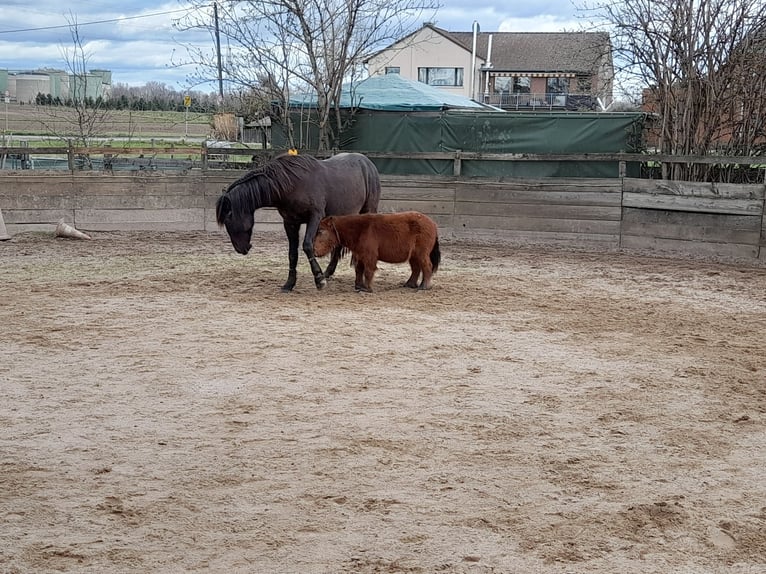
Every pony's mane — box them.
[222,154,320,219]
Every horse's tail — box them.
[363,158,382,214]
[430,236,441,273]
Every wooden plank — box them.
[622,207,762,244]
[74,178,170,196]
[3,208,74,224]
[454,214,620,235]
[456,188,621,206]
[457,202,620,220]
[623,192,762,216]
[453,227,620,247]
[5,222,61,234]
[381,175,455,185]
[623,178,765,200]
[74,194,208,210]
[621,235,759,260]
[4,148,766,168]
[381,187,454,201]
[0,194,75,210]
[458,178,621,192]
[379,200,453,215]
[71,182,161,197]
[0,182,76,195]
[76,208,204,229]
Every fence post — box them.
[67,140,75,172]
[618,160,626,178]
[453,150,462,177]
[201,140,208,171]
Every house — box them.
[365,24,614,111]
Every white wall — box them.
[367,27,484,100]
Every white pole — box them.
[484,34,493,102]
[470,21,480,100]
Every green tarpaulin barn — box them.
[275,74,646,177]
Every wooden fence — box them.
[1,168,764,264]
[3,144,766,179]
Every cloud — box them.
[0,1,212,88]
[498,15,584,32]
[0,0,598,90]
[432,0,584,31]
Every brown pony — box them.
[313,211,440,292]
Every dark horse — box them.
[313,211,441,292]
[215,152,381,292]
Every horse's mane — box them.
[219,154,320,221]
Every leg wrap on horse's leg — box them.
[308,256,327,289]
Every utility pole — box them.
[213,1,224,108]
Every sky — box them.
[0,0,586,92]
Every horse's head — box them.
[216,193,254,255]
[313,217,338,258]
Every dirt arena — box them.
[1,229,765,573]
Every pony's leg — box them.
[404,258,421,289]
[361,260,377,293]
[354,261,371,292]
[302,218,327,289]
[282,222,301,292]
[418,258,434,290]
[323,245,343,279]
[354,261,367,291]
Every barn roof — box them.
[288,73,498,112]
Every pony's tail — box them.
[430,236,441,273]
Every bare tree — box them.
[58,15,113,148]
[175,0,439,150]
[581,0,766,180]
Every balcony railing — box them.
[478,92,599,111]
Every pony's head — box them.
[216,192,254,255]
[313,217,340,258]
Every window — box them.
[385,67,400,74]
[546,77,569,94]
[546,77,569,107]
[513,76,531,94]
[493,77,512,93]
[417,67,464,87]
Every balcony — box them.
[478,92,599,111]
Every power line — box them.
[0,8,192,35]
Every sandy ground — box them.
[1,230,765,574]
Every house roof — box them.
[288,73,498,111]
[415,24,610,74]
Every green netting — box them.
[272,109,647,178]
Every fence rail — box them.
[1,144,766,178]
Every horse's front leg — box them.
[282,222,300,292]
[303,218,327,290]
